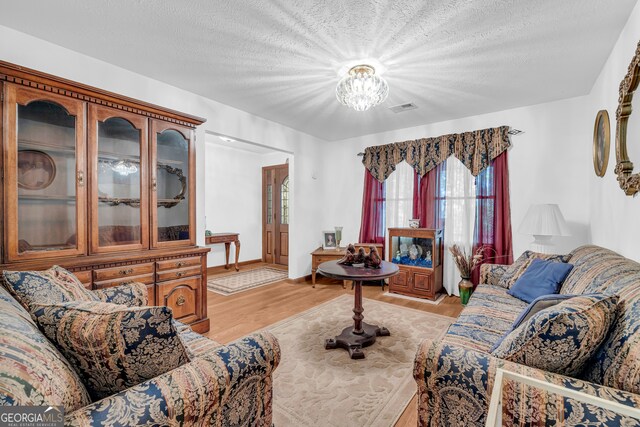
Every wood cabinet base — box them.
[0,246,211,332]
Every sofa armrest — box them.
[414,338,640,427]
[92,282,148,306]
[479,264,509,287]
[65,331,280,426]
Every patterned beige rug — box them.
[207,267,288,295]
[267,294,454,427]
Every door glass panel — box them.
[280,176,289,225]
[16,101,77,252]
[97,118,142,246]
[267,184,273,224]
[156,129,189,242]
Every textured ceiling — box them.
[0,0,636,141]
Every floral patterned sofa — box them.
[0,278,280,426]
[414,245,640,426]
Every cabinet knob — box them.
[119,268,134,276]
[176,295,186,306]
[175,271,185,278]
[122,281,134,286]
[152,178,157,191]
[176,261,185,268]
[77,171,85,186]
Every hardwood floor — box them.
[204,262,463,427]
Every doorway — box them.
[262,163,289,266]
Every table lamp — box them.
[518,204,570,253]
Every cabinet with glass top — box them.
[4,84,87,261]
[150,120,195,248]
[88,105,148,253]
[388,228,443,300]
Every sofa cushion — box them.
[507,259,573,303]
[499,251,569,289]
[492,294,618,376]
[2,265,98,313]
[490,294,575,352]
[32,301,189,401]
[0,286,91,412]
[444,284,528,352]
[561,245,640,295]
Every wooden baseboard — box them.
[287,274,312,284]
[206,259,262,275]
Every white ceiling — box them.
[1,0,636,141]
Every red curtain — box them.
[413,163,446,229]
[472,151,513,285]
[358,170,386,251]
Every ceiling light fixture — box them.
[336,64,389,112]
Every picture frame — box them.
[323,230,337,249]
[593,109,610,177]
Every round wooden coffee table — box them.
[317,260,399,359]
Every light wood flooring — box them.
[205,262,463,427]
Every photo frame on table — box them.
[323,231,337,249]
[593,109,610,177]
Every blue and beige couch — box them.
[0,271,280,426]
[414,245,640,426]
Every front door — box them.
[262,164,289,266]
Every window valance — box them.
[362,125,511,182]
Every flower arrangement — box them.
[448,244,485,279]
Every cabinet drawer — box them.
[156,256,201,272]
[156,266,201,282]
[314,255,342,266]
[93,273,155,289]
[93,262,154,282]
[72,270,93,289]
[157,277,201,323]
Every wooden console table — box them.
[310,243,383,288]
[205,233,240,271]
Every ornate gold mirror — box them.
[615,40,640,196]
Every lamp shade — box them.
[518,204,571,237]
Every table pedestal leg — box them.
[325,280,390,359]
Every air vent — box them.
[389,102,418,113]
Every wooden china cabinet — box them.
[0,61,211,332]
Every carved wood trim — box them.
[615,40,640,196]
[0,61,206,128]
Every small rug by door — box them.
[265,294,455,427]
[207,267,288,296]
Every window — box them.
[280,176,289,225]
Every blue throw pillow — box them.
[507,258,573,303]
[489,294,575,352]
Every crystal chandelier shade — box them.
[336,65,389,112]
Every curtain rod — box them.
[356,128,524,157]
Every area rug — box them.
[383,291,446,305]
[206,267,288,295]
[266,294,455,427]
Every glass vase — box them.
[458,277,473,306]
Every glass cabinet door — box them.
[89,105,148,253]
[4,84,86,261]
[150,120,194,248]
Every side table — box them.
[318,260,399,359]
[205,232,240,271]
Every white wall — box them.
[587,1,640,261]
[0,24,324,279]
[320,96,594,259]
[204,140,292,267]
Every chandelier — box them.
[336,65,389,111]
